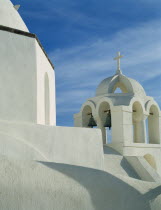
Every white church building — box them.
[0,0,161,210]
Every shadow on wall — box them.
[143,186,161,201]
[103,146,120,155]
[120,158,141,180]
[39,161,152,210]
[103,146,141,180]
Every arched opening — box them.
[132,102,145,143]
[98,102,111,144]
[148,105,160,144]
[112,82,128,93]
[44,73,50,125]
[144,154,157,170]
[82,105,96,127]
[114,87,122,93]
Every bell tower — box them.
[74,52,161,158]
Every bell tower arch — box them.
[82,105,93,127]
[97,101,112,144]
[74,52,161,154]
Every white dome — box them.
[96,73,146,98]
[0,0,29,32]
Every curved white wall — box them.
[0,120,104,170]
[0,0,29,31]
[0,158,159,210]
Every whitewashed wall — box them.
[35,41,56,125]
[0,30,56,125]
[0,30,37,122]
[0,120,104,170]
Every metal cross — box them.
[114,52,123,74]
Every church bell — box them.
[88,113,97,128]
[104,110,111,129]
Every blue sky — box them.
[12,0,161,126]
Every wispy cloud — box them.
[20,0,106,30]
[48,18,161,125]
[52,19,161,79]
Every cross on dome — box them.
[114,52,123,75]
